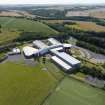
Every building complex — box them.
[23,38,81,73]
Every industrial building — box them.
[23,38,81,73]
[48,38,72,48]
[51,51,81,68]
[33,40,64,55]
[33,40,48,49]
[48,38,62,45]
[51,56,72,71]
[8,48,21,55]
[23,46,39,58]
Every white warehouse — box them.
[48,38,72,48]
[51,56,72,71]
[23,46,39,58]
[51,51,81,68]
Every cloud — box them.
[0,0,105,4]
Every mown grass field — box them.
[0,17,58,45]
[0,61,63,105]
[0,30,20,45]
[43,77,105,105]
[0,17,58,34]
[66,21,105,32]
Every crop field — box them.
[42,20,65,23]
[0,11,34,17]
[66,9,105,19]
[42,20,105,32]
[43,77,105,105]
[0,11,22,17]
[0,61,63,105]
[66,21,105,32]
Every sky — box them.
[0,0,105,5]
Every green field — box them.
[0,17,58,45]
[0,61,63,105]
[43,77,105,105]
[0,30,20,44]
[0,17,58,34]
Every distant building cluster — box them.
[8,48,21,55]
[22,38,81,73]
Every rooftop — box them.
[12,48,21,53]
[33,40,48,49]
[51,56,72,71]
[23,46,39,57]
[53,52,81,66]
[63,43,72,48]
[48,38,61,45]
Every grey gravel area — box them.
[75,46,105,61]
[85,75,105,88]
[24,59,37,67]
[5,54,37,67]
[7,54,24,62]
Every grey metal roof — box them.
[48,38,61,45]
[52,51,81,66]
[33,40,48,49]
[23,46,39,57]
[51,56,72,70]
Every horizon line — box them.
[0,3,105,5]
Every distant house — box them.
[8,48,21,55]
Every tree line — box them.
[80,66,105,80]
[47,22,105,55]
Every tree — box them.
[42,55,46,64]
[0,24,2,33]
[103,63,105,68]
[0,24,1,29]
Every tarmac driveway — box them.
[7,54,37,67]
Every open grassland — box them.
[0,61,62,105]
[0,17,58,34]
[66,21,105,32]
[43,77,105,105]
[0,17,58,45]
[0,30,20,45]
[45,60,64,80]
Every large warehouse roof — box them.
[23,46,39,57]
[33,40,48,49]
[48,38,61,45]
[51,56,72,71]
[59,52,81,66]
[52,51,81,66]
